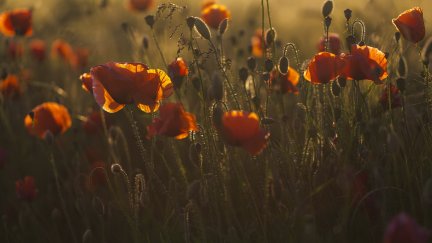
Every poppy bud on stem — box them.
[193,17,211,40]
[344,9,352,21]
[322,0,333,18]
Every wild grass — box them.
[0,0,432,242]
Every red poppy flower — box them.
[7,40,24,59]
[86,62,173,113]
[24,102,72,139]
[128,0,154,11]
[304,52,342,84]
[29,39,46,62]
[147,103,198,139]
[380,84,401,110]
[0,74,21,99]
[393,7,425,44]
[51,39,78,67]
[16,176,37,202]
[201,4,230,29]
[251,29,264,57]
[317,33,341,55]
[384,213,430,243]
[0,9,32,37]
[0,147,7,169]
[218,111,270,155]
[341,45,388,84]
[168,57,189,88]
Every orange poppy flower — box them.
[202,0,216,10]
[51,39,78,66]
[0,74,21,99]
[0,9,32,37]
[380,84,402,110]
[147,103,198,139]
[7,40,23,59]
[341,45,388,84]
[88,62,173,113]
[29,39,46,62]
[317,33,341,55]
[168,57,189,88]
[392,7,425,44]
[128,0,154,11]
[218,111,270,155]
[304,52,342,84]
[201,4,230,29]
[24,102,72,139]
[16,176,37,202]
[251,29,264,57]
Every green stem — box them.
[49,150,78,243]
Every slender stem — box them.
[152,29,168,67]
[49,150,78,243]
[125,107,154,173]
[209,40,240,109]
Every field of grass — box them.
[0,0,432,242]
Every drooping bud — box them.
[331,80,341,97]
[278,56,289,75]
[110,163,123,174]
[265,28,276,46]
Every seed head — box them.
[145,15,155,28]
[344,9,352,21]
